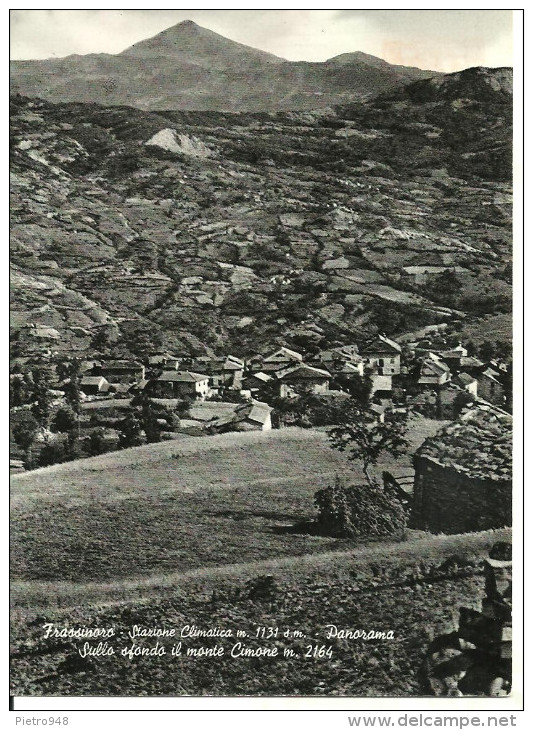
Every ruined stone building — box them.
[410,406,512,533]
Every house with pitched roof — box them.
[92,360,145,384]
[260,346,304,373]
[148,371,210,399]
[311,346,364,376]
[418,353,452,388]
[360,335,402,376]
[410,406,512,533]
[477,367,506,406]
[453,372,478,398]
[242,370,273,396]
[147,353,181,369]
[275,363,331,398]
[80,375,110,396]
[188,355,244,391]
[206,400,272,433]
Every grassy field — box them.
[11,420,511,697]
[11,419,443,585]
[458,313,513,346]
[11,528,510,610]
[11,533,510,696]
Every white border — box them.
[5,2,525,722]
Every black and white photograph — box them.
[9,7,521,709]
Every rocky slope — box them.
[10,20,439,112]
[10,66,512,361]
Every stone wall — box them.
[426,544,512,697]
[410,455,512,534]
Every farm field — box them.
[11,419,443,584]
[458,313,513,346]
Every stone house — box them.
[418,354,452,388]
[80,375,110,396]
[92,360,145,384]
[437,383,473,419]
[459,356,486,376]
[207,400,272,433]
[148,371,210,400]
[477,368,506,407]
[368,371,393,396]
[336,360,365,378]
[433,345,469,373]
[148,354,181,369]
[360,335,402,376]
[410,406,512,533]
[242,371,272,396]
[189,355,244,391]
[312,346,364,377]
[275,363,331,398]
[260,346,304,373]
[453,372,478,398]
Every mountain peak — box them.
[119,20,284,68]
[156,20,205,37]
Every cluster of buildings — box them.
[12,333,513,536]
[75,334,509,424]
[75,335,402,405]
[408,343,508,417]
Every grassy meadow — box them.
[11,419,442,585]
[10,419,512,697]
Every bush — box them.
[38,441,66,467]
[52,406,78,433]
[87,429,108,456]
[314,475,407,539]
[118,412,144,448]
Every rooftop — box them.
[157,371,209,382]
[80,375,107,385]
[460,356,485,369]
[361,335,402,356]
[276,363,331,380]
[419,358,450,377]
[209,400,272,429]
[99,360,143,369]
[417,406,512,482]
[235,400,272,425]
[454,372,476,386]
[481,367,503,383]
[263,346,303,363]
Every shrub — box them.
[87,429,108,456]
[38,441,66,467]
[118,412,144,448]
[314,475,407,539]
[52,406,78,433]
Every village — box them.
[9,10,518,702]
[9,326,512,534]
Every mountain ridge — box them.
[10,64,512,361]
[11,20,441,112]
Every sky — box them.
[10,9,514,72]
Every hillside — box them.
[11,419,443,585]
[11,526,510,696]
[10,66,512,361]
[10,20,439,112]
